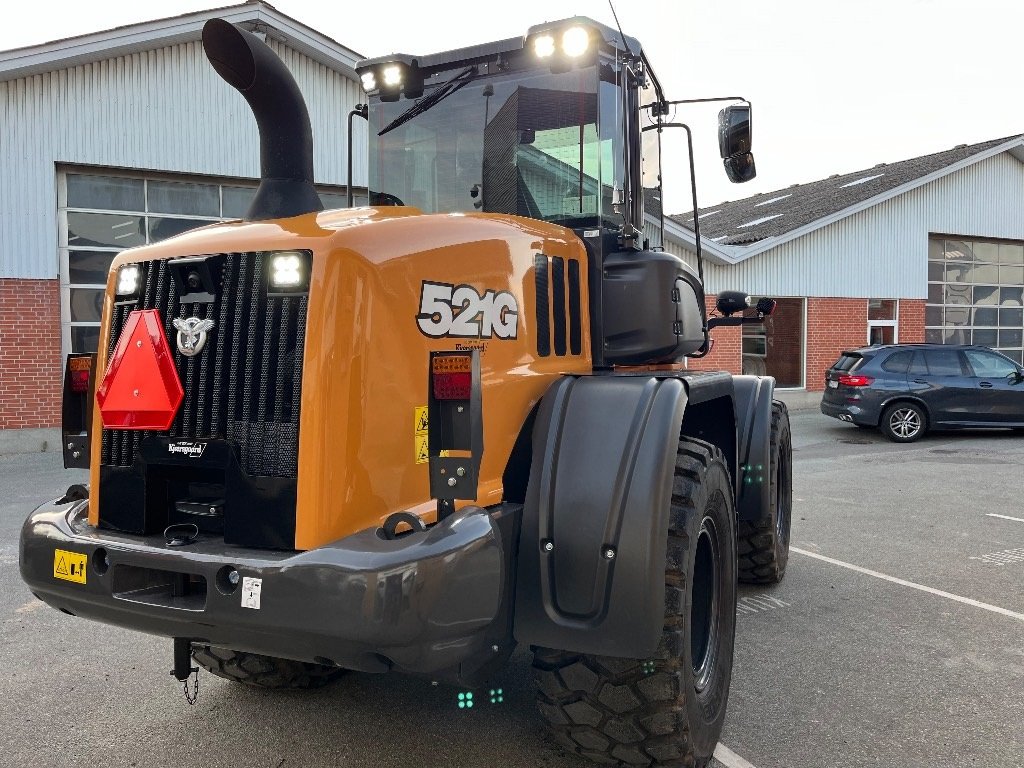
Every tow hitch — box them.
[171,637,199,705]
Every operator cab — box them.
[358,18,658,248]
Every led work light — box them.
[532,34,555,58]
[268,251,311,294]
[561,26,590,58]
[116,264,141,296]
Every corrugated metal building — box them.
[0,2,366,439]
[660,137,1024,393]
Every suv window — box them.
[909,351,928,375]
[964,349,1018,377]
[881,350,913,373]
[833,354,864,372]
[923,349,964,375]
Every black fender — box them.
[514,375,688,658]
[732,375,776,522]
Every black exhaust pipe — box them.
[202,19,323,221]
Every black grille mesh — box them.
[101,253,307,477]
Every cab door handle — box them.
[979,381,993,388]
[912,379,928,384]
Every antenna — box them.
[607,0,635,58]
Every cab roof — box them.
[356,16,643,74]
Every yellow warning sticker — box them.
[415,434,430,464]
[53,549,87,584]
[414,405,429,435]
[414,406,429,464]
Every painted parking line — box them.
[986,513,1024,523]
[791,546,1024,623]
[715,743,758,768]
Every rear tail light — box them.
[837,374,874,387]
[432,354,472,400]
[68,356,92,393]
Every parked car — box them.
[820,344,1024,442]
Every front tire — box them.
[191,646,345,689]
[881,401,927,443]
[737,401,793,584]
[531,438,737,767]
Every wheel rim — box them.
[889,408,921,439]
[690,517,720,692]
[775,443,792,547]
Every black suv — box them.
[820,344,1024,442]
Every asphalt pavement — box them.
[1,411,1022,768]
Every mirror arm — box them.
[707,314,771,330]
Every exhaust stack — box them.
[202,19,323,221]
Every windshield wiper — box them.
[378,66,478,136]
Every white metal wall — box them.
[0,38,366,279]
[666,151,1024,299]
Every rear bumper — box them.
[820,397,876,426]
[20,497,516,686]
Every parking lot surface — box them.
[2,411,1022,768]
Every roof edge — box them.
[671,136,1024,263]
[0,2,363,82]
[661,217,738,265]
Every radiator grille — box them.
[101,253,307,477]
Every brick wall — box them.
[0,279,62,429]
[686,294,742,374]
[899,299,926,343]
[806,298,869,391]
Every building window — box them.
[926,236,1024,364]
[742,297,805,388]
[868,298,898,345]
[58,169,366,355]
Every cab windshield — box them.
[368,64,620,228]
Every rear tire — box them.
[191,645,345,689]
[881,401,927,443]
[737,401,793,585]
[531,438,737,767]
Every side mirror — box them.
[724,152,756,183]
[719,104,757,183]
[718,104,752,157]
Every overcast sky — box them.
[3,0,1023,213]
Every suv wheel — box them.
[881,402,926,443]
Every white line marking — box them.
[791,547,1024,623]
[987,513,1024,523]
[715,743,758,768]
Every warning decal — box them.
[414,405,429,464]
[241,577,262,610]
[53,549,87,584]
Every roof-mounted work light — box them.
[356,59,424,102]
[525,20,598,69]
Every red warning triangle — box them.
[96,309,184,431]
